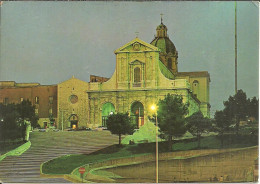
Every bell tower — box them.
[151,16,178,74]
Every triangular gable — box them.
[114,37,160,54]
[58,76,88,85]
[129,59,145,65]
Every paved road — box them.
[0,131,118,183]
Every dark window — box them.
[192,80,199,97]
[167,58,172,69]
[193,80,199,86]
[134,67,141,83]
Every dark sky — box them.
[0,1,258,116]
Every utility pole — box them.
[61,110,64,131]
[235,1,238,94]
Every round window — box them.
[69,95,78,104]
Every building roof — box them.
[177,71,210,80]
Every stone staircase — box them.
[0,131,118,183]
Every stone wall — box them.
[93,147,258,183]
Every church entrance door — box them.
[131,101,144,128]
[69,114,78,129]
[101,102,115,127]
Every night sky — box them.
[0,1,258,116]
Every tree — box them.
[16,100,38,128]
[0,103,22,142]
[0,100,38,142]
[213,110,231,148]
[157,94,188,151]
[247,97,259,121]
[186,111,211,148]
[106,113,135,146]
[223,89,248,135]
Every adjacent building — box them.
[0,81,57,127]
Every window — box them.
[49,108,52,115]
[69,95,78,104]
[4,98,9,105]
[167,58,172,69]
[49,96,53,104]
[20,97,24,102]
[35,108,39,114]
[134,67,141,83]
[192,80,199,97]
[35,96,39,104]
[193,80,199,86]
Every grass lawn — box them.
[42,134,258,175]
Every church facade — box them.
[57,22,210,130]
[0,21,210,130]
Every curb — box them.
[0,141,31,162]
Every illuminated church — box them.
[0,20,210,129]
[57,20,210,129]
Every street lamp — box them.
[150,104,158,184]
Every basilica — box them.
[0,21,210,129]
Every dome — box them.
[151,36,177,55]
[151,22,177,55]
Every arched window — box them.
[134,67,141,82]
[167,58,172,69]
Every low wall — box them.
[87,147,258,183]
[0,141,31,162]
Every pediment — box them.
[58,76,88,86]
[114,38,160,54]
[129,59,145,65]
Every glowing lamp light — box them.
[151,104,157,111]
[109,111,114,115]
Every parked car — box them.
[38,129,46,132]
[78,126,87,131]
[95,126,108,131]
[64,128,73,131]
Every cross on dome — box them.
[160,13,164,24]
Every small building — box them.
[0,81,57,128]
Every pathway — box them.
[0,130,118,183]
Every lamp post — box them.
[151,104,158,184]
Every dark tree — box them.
[157,94,188,151]
[247,97,259,121]
[186,111,211,148]
[0,103,22,142]
[106,113,135,146]
[16,100,38,128]
[214,110,231,148]
[0,100,38,143]
[223,90,248,135]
